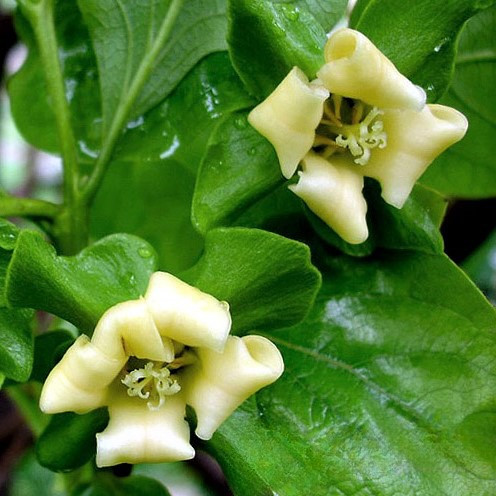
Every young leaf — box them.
[36,409,109,472]
[6,231,157,332]
[181,227,322,332]
[207,251,496,495]
[78,0,228,131]
[350,0,493,101]
[420,4,496,197]
[228,0,326,98]
[0,308,34,382]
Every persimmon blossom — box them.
[40,272,284,467]
[248,28,468,244]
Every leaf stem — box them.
[81,0,185,204]
[20,0,86,254]
[0,196,60,219]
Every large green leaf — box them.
[228,0,327,98]
[91,53,254,272]
[182,228,321,333]
[207,251,496,495]
[350,0,494,101]
[37,409,109,472]
[420,5,496,197]
[8,2,100,157]
[6,231,157,332]
[78,0,228,132]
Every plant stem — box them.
[81,0,185,205]
[0,196,60,218]
[21,0,86,254]
[7,385,48,438]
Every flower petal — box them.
[92,299,175,363]
[248,67,329,179]
[40,335,126,414]
[317,28,425,111]
[182,335,284,440]
[96,388,194,467]
[289,152,369,244]
[145,272,231,352]
[361,104,469,208]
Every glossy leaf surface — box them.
[182,228,321,333]
[420,5,496,197]
[228,0,326,98]
[208,251,496,495]
[37,409,109,472]
[350,0,494,101]
[78,0,228,131]
[6,232,157,332]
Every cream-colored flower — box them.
[248,28,468,244]
[40,272,284,467]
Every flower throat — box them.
[313,94,387,165]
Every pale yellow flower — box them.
[40,272,284,467]
[248,28,468,244]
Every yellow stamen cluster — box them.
[122,361,181,411]
[314,96,387,165]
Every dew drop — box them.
[234,116,247,129]
[138,247,153,258]
[248,147,257,156]
[281,5,299,21]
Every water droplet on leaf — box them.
[138,247,152,258]
[234,116,247,129]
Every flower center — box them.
[313,95,387,165]
[121,349,196,411]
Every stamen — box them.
[122,361,181,411]
[334,106,387,165]
[332,94,343,121]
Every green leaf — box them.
[6,231,157,332]
[78,0,228,132]
[37,409,109,472]
[228,0,326,98]
[30,330,74,383]
[0,308,34,382]
[192,110,283,234]
[420,4,496,197]
[350,0,492,101]
[292,0,349,32]
[79,474,171,496]
[11,450,65,496]
[182,228,321,333]
[91,53,254,273]
[8,4,100,157]
[207,251,496,495]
